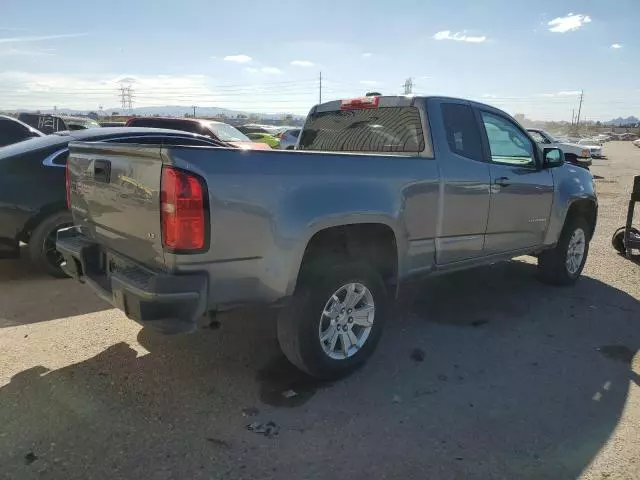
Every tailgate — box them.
[68,142,165,269]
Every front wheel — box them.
[538,216,590,285]
[277,261,387,379]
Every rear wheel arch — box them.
[294,223,400,294]
[19,202,68,243]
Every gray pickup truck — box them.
[57,95,597,379]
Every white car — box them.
[633,139,640,148]
[577,138,604,158]
[526,129,592,168]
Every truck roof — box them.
[311,95,504,114]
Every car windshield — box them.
[207,122,250,142]
[298,107,425,152]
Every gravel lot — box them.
[1,141,640,480]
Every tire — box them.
[612,227,640,254]
[612,227,626,254]
[538,216,591,285]
[277,260,387,379]
[28,211,73,278]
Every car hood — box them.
[560,142,600,150]
[229,140,271,150]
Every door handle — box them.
[494,176,510,187]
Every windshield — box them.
[298,107,425,152]
[207,122,250,142]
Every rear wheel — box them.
[28,211,73,278]
[277,260,387,379]
[538,216,590,285]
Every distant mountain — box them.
[604,116,639,126]
[19,105,304,121]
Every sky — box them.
[1,0,638,120]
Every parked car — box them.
[633,139,640,148]
[125,117,270,150]
[279,128,301,150]
[0,115,43,147]
[17,113,101,133]
[0,127,227,277]
[99,121,126,127]
[245,132,280,148]
[59,95,597,379]
[576,138,604,158]
[526,129,593,167]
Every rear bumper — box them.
[56,227,208,333]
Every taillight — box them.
[340,96,379,110]
[160,166,206,251]
[65,158,71,209]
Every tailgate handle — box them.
[93,159,111,183]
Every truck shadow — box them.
[0,252,110,328]
[0,260,638,479]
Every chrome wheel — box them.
[318,282,375,360]
[566,228,586,275]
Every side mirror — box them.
[543,147,563,168]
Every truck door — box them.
[477,110,554,254]
[433,100,491,264]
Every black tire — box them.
[28,211,73,278]
[612,227,640,254]
[277,260,387,379]
[612,227,626,254]
[538,216,591,285]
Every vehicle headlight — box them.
[581,148,590,158]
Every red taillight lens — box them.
[65,158,71,209]
[161,166,206,251]
[340,96,379,110]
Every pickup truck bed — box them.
[59,95,597,378]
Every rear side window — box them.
[441,103,483,161]
[298,107,425,153]
[0,118,30,147]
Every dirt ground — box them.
[1,142,640,480]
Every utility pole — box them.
[575,90,584,129]
[319,71,322,104]
[192,105,197,118]
[403,77,413,95]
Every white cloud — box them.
[433,30,486,43]
[611,43,622,49]
[362,52,373,57]
[244,67,258,73]
[547,13,591,33]
[359,80,378,86]
[290,60,314,67]
[539,90,581,97]
[482,94,497,98]
[224,54,252,63]
[0,32,88,43]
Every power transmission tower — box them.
[403,77,413,95]
[575,90,584,129]
[126,86,134,111]
[119,85,128,109]
[319,71,322,104]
